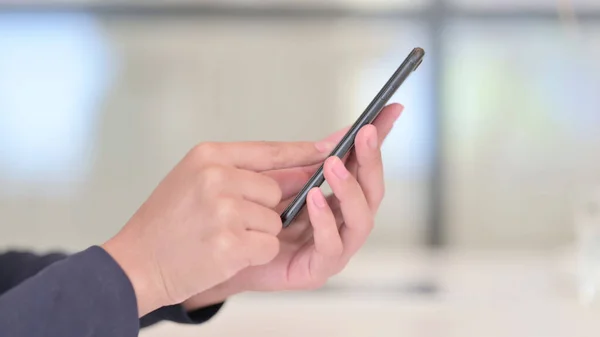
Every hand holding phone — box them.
[280,47,425,227]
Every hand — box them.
[102,140,332,316]
[183,104,402,309]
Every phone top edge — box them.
[411,47,425,58]
[280,47,425,228]
[325,47,424,158]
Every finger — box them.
[314,126,350,153]
[200,166,282,208]
[265,154,352,200]
[315,104,399,152]
[322,195,346,230]
[306,188,343,259]
[241,231,280,266]
[273,194,313,242]
[347,103,403,174]
[264,163,321,200]
[353,125,385,211]
[346,150,359,177]
[373,103,403,145]
[323,156,373,257]
[240,200,283,236]
[259,122,372,200]
[237,170,282,208]
[190,140,333,172]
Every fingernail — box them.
[367,129,378,149]
[312,189,327,208]
[332,157,350,180]
[315,141,334,153]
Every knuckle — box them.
[212,231,239,254]
[253,236,280,265]
[265,210,283,234]
[197,165,227,190]
[264,142,287,167]
[246,236,279,266]
[214,198,240,225]
[212,231,247,276]
[264,236,280,259]
[263,177,283,207]
[191,142,220,164]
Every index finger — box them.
[264,155,352,201]
[264,164,320,199]
[262,125,356,198]
[190,141,331,171]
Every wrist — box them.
[102,232,166,317]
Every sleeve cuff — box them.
[140,302,225,328]
[91,244,225,329]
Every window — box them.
[0,13,113,196]
[443,21,600,248]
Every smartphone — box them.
[280,47,425,228]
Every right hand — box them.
[102,140,331,316]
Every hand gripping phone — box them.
[280,47,425,228]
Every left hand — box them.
[183,104,402,309]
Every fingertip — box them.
[308,187,327,209]
[323,155,338,173]
[369,104,402,146]
[306,190,343,258]
[387,103,404,117]
[306,188,336,236]
[357,125,378,147]
[315,141,335,154]
[270,177,284,207]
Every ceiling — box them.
[0,0,426,11]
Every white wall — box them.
[0,17,428,253]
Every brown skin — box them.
[103,104,402,316]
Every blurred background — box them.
[2,0,600,336]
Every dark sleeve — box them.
[0,246,224,335]
[0,246,139,337]
[140,302,224,328]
